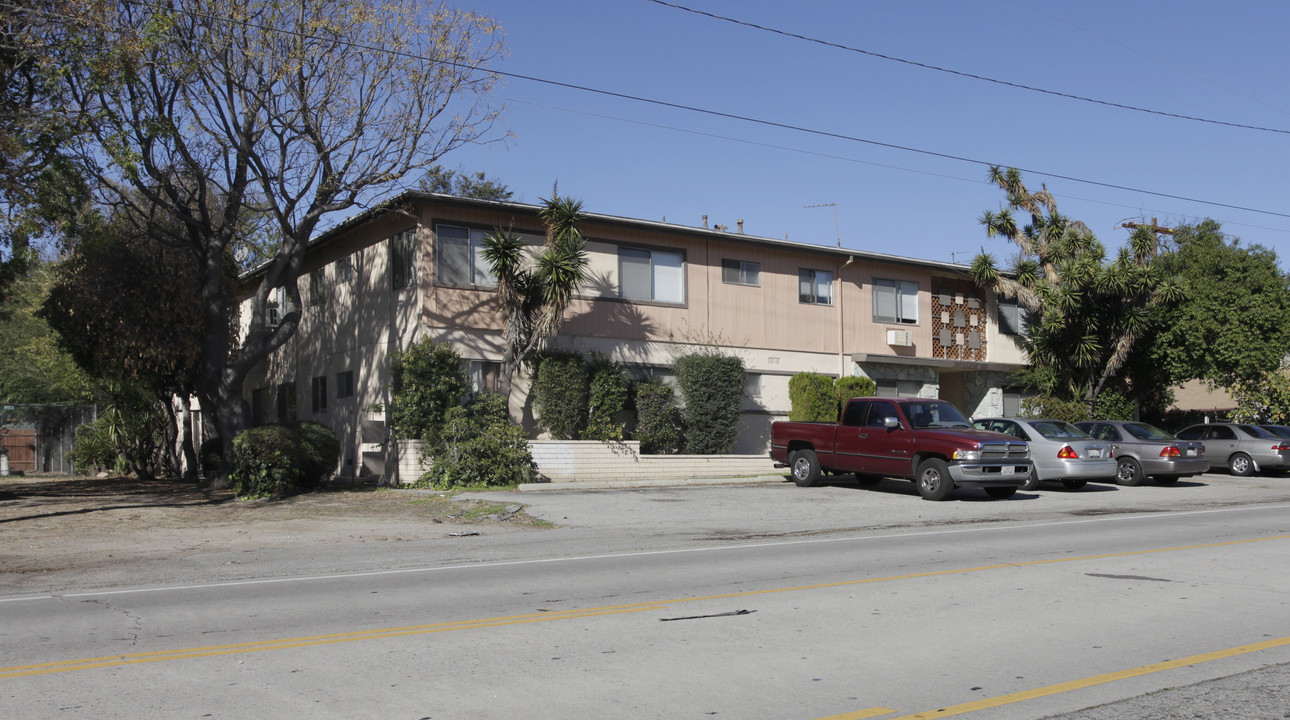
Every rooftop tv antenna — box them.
[804,203,840,247]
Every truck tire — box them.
[915,458,955,501]
[790,449,821,487]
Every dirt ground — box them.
[0,474,545,580]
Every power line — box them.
[25,0,1290,221]
[647,0,1290,136]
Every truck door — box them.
[858,399,914,477]
[832,400,870,473]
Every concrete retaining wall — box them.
[390,439,778,485]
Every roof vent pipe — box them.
[702,214,708,229]
[737,219,744,234]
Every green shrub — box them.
[295,421,340,489]
[834,376,877,408]
[69,419,117,474]
[1092,389,1135,421]
[388,338,468,443]
[632,380,683,454]
[419,392,535,489]
[674,352,745,454]
[532,351,588,440]
[1019,395,1090,424]
[229,425,307,499]
[789,372,837,422]
[585,357,628,441]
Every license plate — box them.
[1186,448,1196,456]
[1088,448,1102,458]
[1001,466,1015,476]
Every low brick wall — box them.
[390,439,778,485]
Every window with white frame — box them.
[619,246,685,303]
[310,376,327,413]
[390,228,417,290]
[997,300,1029,336]
[873,278,919,324]
[436,224,497,288]
[336,370,355,399]
[722,258,761,287]
[463,360,501,397]
[798,268,834,305]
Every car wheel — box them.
[985,486,1017,499]
[1154,475,1179,485]
[789,449,821,487]
[1020,469,1042,491]
[1116,457,1144,486]
[915,458,955,501]
[1061,479,1088,489]
[1229,453,1254,477]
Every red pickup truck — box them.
[770,397,1032,500]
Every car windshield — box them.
[1124,423,1176,441]
[902,400,970,428]
[1030,420,1089,439]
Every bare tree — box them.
[64,0,506,485]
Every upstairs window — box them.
[998,300,1029,336]
[336,370,355,399]
[798,268,833,305]
[619,246,684,303]
[436,224,497,288]
[334,254,354,284]
[390,228,417,290]
[307,267,327,306]
[873,278,918,324]
[722,258,761,287]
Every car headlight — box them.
[953,449,981,460]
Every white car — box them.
[972,417,1116,490]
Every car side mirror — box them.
[884,417,900,429]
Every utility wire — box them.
[647,0,1290,136]
[23,0,1290,221]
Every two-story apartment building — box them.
[243,192,1029,479]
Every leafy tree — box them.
[0,262,93,404]
[59,0,506,486]
[481,192,590,401]
[971,167,1181,406]
[388,338,468,445]
[1142,220,1290,391]
[419,165,513,201]
[834,376,877,406]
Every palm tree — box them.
[971,167,1180,404]
[480,190,590,402]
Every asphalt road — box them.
[3,471,1290,719]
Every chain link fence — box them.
[1,404,97,475]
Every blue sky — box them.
[429,0,1290,269]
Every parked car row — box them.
[970,417,1290,490]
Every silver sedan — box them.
[1175,423,1290,476]
[972,417,1116,490]
[1076,420,1209,485]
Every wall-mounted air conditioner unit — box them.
[886,329,912,347]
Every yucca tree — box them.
[480,190,590,402]
[971,167,1181,405]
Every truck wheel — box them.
[1116,457,1144,486]
[985,486,1017,499]
[789,449,821,487]
[915,458,955,501]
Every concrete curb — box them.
[514,474,790,492]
